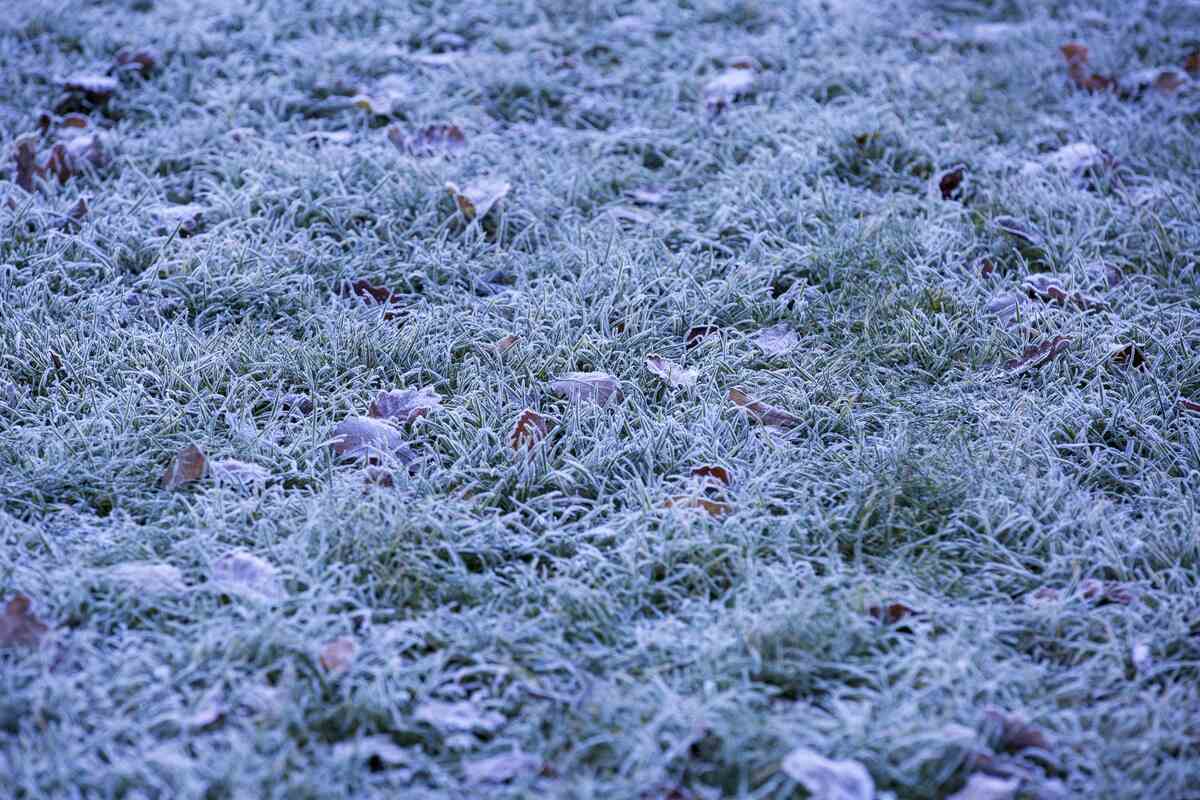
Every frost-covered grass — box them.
[2,0,1200,797]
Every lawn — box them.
[2,0,1200,797]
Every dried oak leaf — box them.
[319,636,357,675]
[549,372,623,406]
[645,354,698,389]
[728,387,800,429]
[664,496,733,518]
[42,134,106,185]
[691,465,732,486]
[780,748,874,800]
[447,177,510,221]
[947,774,1019,800]
[0,595,49,649]
[754,323,799,356]
[1120,67,1191,97]
[685,325,720,349]
[329,416,415,464]
[510,408,552,450]
[368,386,441,425]
[113,47,160,76]
[983,706,1051,752]
[387,123,465,156]
[1109,343,1146,370]
[161,444,207,489]
[1003,336,1071,371]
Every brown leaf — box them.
[1186,51,1200,76]
[664,495,733,518]
[685,325,720,349]
[446,177,510,221]
[1060,43,1115,92]
[1078,578,1136,605]
[61,72,118,103]
[690,465,732,486]
[866,601,917,625]
[932,164,966,200]
[319,636,357,674]
[753,323,799,356]
[368,386,441,425]
[329,416,414,463]
[549,372,623,406]
[13,134,40,193]
[510,408,551,450]
[113,47,160,76]
[1023,274,1105,311]
[728,386,799,429]
[1003,336,1071,371]
[1109,343,1146,370]
[1181,398,1200,414]
[0,595,49,649]
[983,707,1051,752]
[161,444,207,489]
[645,354,698,389]
[488,334,520,354]
[340,278,402,320]
[1121,67,1191,96]
[387,123,465,156]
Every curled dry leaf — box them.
[549,372,622,406]
[691,465,732,486]
[107,562,187,593]
[645,354,698,389]
[685,325,720,349]
[947,774,1019,800]
[1121,67,1191,97]
[330,416,414,464]
[161,444,207,489]
[319,636,357,674]
[983,707,1050,752]
[1023,275,1105,311]
[0,594,49,649]
[510,408,551,450]
[664,496,733,518]
[866,601,917,625]
[464,751,542,784]
[446,177,510,221]
[728,387,800,429]
[413,700,505,734]
[754,323,799,356]
[780,747,875,800]
[1003,336,1071,372]
[932,164,967,200]
[1061,43,1115,92]
[1109,343,1146,370]
[368,386,441,425]
[210,550,285,601]
[387,123,465,156]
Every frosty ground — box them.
[2,0,1200,797]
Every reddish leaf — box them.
[341,278,402,320]
[549,372,623,405]
[690,465,732,486]
[0,594,49,649]
[1079,578,1136,605]
[319,636,357,674]
[1003,336,1071,371]
[510,408,551,450]
[368,386,441,425]
[685,325,720,349]
[161,444,207,489]
[664,495,733,518]
[65,196,89,224]
[866,601,917,625]
[1060,43,1115,92]
[728,386,800,429]
[645,354,698,389]
[932,164,966,200]
[1181,398,1200,414]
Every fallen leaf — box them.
[107,562,187,593]
[754,323,799,356]
[13,134,39,193]
[1086,262,1123,289]
[368,386,441,425]
[1003,336,1071,371]
[932,164,967,200]
[510,408,552,450]
[488,334,520,354]
[549,372,623,406]
[319,636,357,674]
[61,72,118,104]
[161,444,207,489]
[209,459,270,486]
[113,47,160,76]
[0,595,49,649]
[1078,578,1136,605]
[664,496,733,518]
[690,465,732,486]
[210,550,285,601]
[447,177,510,221]
[645,354,698,389]
[947,774,1019,800]
[42,134,106,184]
[728,387,800,429]
[866,602,917,625]
[780,747,874,800]
[330,416,414,463]
[387,123,466,156]
[685,325,720,349]
[1109,343,1146,370]
[983,707,1050,752]
[340,278,402,320]
[464,751,542,784]
[1186,51,1200,76]
[414,700,505,733]
[992,216,1042,247]
[1121,67,1191,97]
[704,66,756,114]
[1181,398,1200,414]
[1060,43,1115,92]
[1023,275,1105,311]
[986,293,1034,327]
